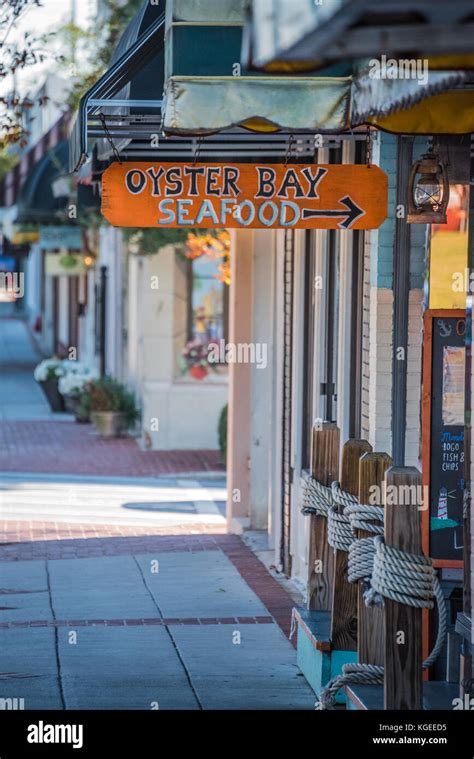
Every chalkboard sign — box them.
[423,311,465,567]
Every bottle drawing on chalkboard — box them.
[437,487,448,520]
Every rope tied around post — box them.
[328,483,384,555]
[346,502,384,535]
[347,536,379,586]
[326,481,357,552]
[346,502,384,586]
[367,537,435,609]
[316,537,448,709]
[331,481,358,510]
[300,476,334,517]
[327,505,354,552]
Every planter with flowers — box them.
[33,358,66,412]
[58,363,99,422]
[83,377,140,438]
[180,340,216,380]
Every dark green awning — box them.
[70,3,166,171]
[17,142,99,225]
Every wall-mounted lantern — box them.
[407,151,449,224]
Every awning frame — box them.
[71,11,167,172]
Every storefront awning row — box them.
[69,0,473,171]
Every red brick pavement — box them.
[0,529,296,641]
[0,521,227,543]
[0,421,224,476]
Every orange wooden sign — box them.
[101,162,388,230]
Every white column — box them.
[227,229,253,531]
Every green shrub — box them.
[218,404,228,463]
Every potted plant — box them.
[181,339,214,380]
[58,363,98,420]
[33,358,66,412]
[85,377,140,438]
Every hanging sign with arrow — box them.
[101,162,388,230]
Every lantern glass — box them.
[413,172,443,210]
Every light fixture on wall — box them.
[407,150,449,224]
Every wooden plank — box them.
[293,609,332,653]
[307,423,340,612]
[384,466,423,711]
[331,439,372,650]
[358,452,392,665]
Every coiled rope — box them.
[346,502,384,586]
[301,476,333,517]
[299,477,447,710]
[315,537,448,709]
[326,482,358,552]
[346,502,385,534]
[331,482,358,510]
[328,483,385,556]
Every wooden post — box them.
[307,423,340,611]
[384,466,423,710]
[358,452,392,665]
[331,439,372,650]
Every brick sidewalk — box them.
[0,421,224,476]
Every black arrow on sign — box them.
[301,195,365,229]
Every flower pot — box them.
[190,365,208,380]
[39,379,65,412]
[91,411,127,438]
[63,394,90,423]
[63,394,80,415]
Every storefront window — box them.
[188,254,228,345]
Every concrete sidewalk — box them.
[0,534,314,710]
[0,317,69,422]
